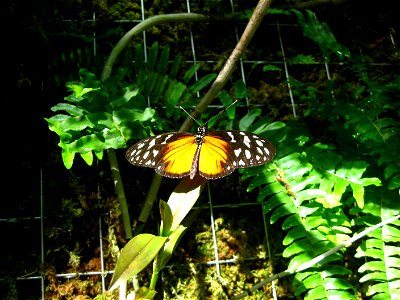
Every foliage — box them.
[239,45,400,300]
[46,42,217,169]
[42,5,400,300]
[291,9,351,62]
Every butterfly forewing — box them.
[126,132,197,178]
[198,130,276,178]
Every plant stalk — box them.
[101,13,210,239]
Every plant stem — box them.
[179,0,274,131]
[101,13,210,240]
[101,13,210,80]
[107,149,132,239]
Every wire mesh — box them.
[2,0,398,299]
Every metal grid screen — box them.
[2,0,397,299]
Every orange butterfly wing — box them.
[158,135,198,178]
[198,130,276,179]
[125,132,198,178]
[198,134,234,179]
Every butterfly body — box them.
[126,126,276,180]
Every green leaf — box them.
[350,182,364,208]
[189,73,216,94]
[61,148,75,169]
[157,224,188,271]
[108,233,168,291]
[263,64,282,72]
[60,115,95,131]
[68,134,105,153]
[239,108,262,131]
[234,79,247,98]
[112,107,155,125]
[109,86,140,109]
[388,174,400,189]
[157,45,170,74]
[50,103,85,116]
[66,83,99,98]
[169,54,182,77]
[183,63,201,83]
[80,151,94,166]
[167,176,206,232]
[147,42,159,70]
[159,200,173,237]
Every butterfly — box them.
[125,100,276,179]
[125,116,276,180]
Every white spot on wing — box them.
[161,134,173,144]
[234,148,242,157]
[243,135,251,148]
[142,151,150,159]
[245,149,251,159]
[148,139,156,148]
[256,139,264,146]
[227,132,236,142]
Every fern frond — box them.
[242,116,383,298]
[355,193,400,300]
[133,42,216,119]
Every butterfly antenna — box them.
[179,105,202,126]
[204,99,239,126]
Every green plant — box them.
[235,47,400,298]
[45,4,399,300]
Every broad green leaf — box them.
[103,128,126,149]
[60,115,95,131]
[112,107,155,125]
[159,200,173,237]
[157,224,188,271]
[167,176,206,232]
[108,233,168,291]
[109,86,140,109]
[68,134,105,153]
[263,194,287,214]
